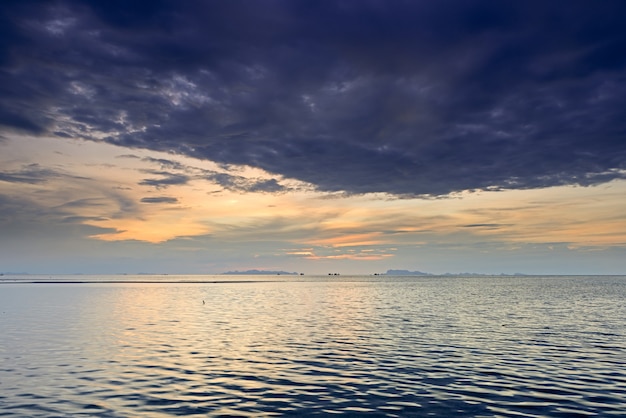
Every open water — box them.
[0,275,625,417]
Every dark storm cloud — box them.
[140,196,178,204]
[2,0,626,195]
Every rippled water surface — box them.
[1,275,625,417]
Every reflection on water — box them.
[1,276,625,417]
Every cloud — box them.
[0,190,122,241]
[62,215,109,223]
[135,159,288,193]
[462,223,507,229]
[246,179,284,193]
[1,1,626,196]
[56,198,106,209]
[0,164,65,184]
[141,157,185,170]
[202,171,286,194]
[140,196,178,204]
[138,171,190,188]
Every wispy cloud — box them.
[139,171,190,188]
[202,171,287,194]
[0,164,64,184]
[462,223,508,229]
[141,157,185,171]
[141,196,178,204]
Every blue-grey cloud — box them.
[136,157,287,193]
[203,171,286,194]
[139,171,190,188]
[1,0,626,196]
[246,179,284,194]
[116,154,141,160]
[142,157,185,171]
[62,215,109,223]
[140,196,178,204]
[462,223,509,230]
[56,198,105,209]
[0,193,111,233]
[0,164,63,184]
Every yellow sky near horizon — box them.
[2,134,626,266]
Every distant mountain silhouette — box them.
[385,269,431,276]
[384,269,528,276]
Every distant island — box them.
[384,269,432,276]
[221,269,300,275]
[381,269,528,276]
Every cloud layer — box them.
[2,0,626,196]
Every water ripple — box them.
[1,276,625,416]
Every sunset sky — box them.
[1,0,625,275]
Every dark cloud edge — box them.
[1,0,626,197]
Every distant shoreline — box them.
[1,274,624,286]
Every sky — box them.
[1,0,626,275]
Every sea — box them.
[0,274,624,417]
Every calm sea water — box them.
[1,275,625,417]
